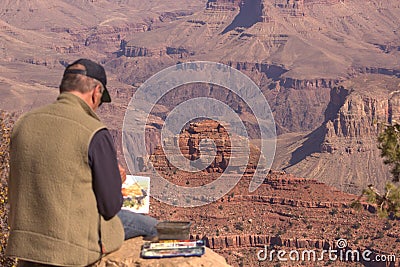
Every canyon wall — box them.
[284,74,399,193]
[322,75,400,148]
[112,59,336,134]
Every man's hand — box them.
[119,164,127,184]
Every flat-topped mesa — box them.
[119,40,165,57]
[120,40,194,58]
[264,171,323,188]
[149,119,261,174]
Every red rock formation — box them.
[148,119,261,174]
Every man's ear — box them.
[93,84,103,107]
[91,86,97,104]
[90,85,100,104]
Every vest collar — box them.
[57,92,101,121]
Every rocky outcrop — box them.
[235,194,349,208]
[283,74,399,193]
[353,66,400,78]
[323,75,400,141]
[149,120,261,174]
[321,80,400,160]
[278,77,340,90]
[222,62,340,89]
[121,44,165,57]
[374,42,400,54]
[120,41,194,58]
[94,237,232,267]
[205,234,335,250]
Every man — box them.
[6,59,158,266]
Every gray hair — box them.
[59,64,103,94]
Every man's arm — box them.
[88,129,123,220]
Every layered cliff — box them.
[282,74,400,193]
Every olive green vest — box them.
[6,92,124,266]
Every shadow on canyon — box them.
[284,124,326,168]
[222,0,262,34]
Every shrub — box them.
[352,123,400,219]
[234,222,244,231]
[351,222,361,229]
[329,208,338,216]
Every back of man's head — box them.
[59,59,111,103]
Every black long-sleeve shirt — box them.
[88,129,123,220]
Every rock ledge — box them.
[94,238,232,267]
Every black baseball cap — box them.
[63,58,111,103]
